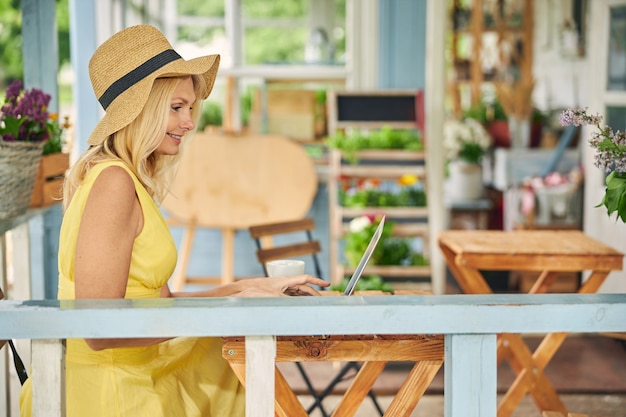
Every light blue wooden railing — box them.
[1,293,626,417]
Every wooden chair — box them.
[162,131,318,290]
[248,217,384,417]
[249,217,323,279]
[0,286,28,385]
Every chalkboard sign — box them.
[336,95,417,122]
[327,90,424,134]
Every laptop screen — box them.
[343,216,386,296]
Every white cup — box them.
[266,259,305,277]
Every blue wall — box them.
[378,0,427,89]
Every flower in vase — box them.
[560,107,626,222]
[443,118,492,165]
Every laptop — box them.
[343,215,386,296]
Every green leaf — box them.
[596,172,626,221]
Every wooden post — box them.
[32,339,66,417]
[245,336,275,417]
[0,234,9,417]
[21,0,59,112]
[445,334,497,417]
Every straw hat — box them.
[87,24,220,146]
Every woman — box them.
[19,24,328,417]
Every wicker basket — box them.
[0,140,44,220]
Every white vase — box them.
[446,160,483,201]
[508,116,531,148]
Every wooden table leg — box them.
[578,271,610,294]
[274,368,309,417]
[528,271,560,294]
[497,333,568,417]
[227,361,309,417]
[332,361,386,417]
[224,335,445,417]
[385,359,443,417]
[439,245,493,294]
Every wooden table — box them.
[438,230,624,417]
[222,290,444,417]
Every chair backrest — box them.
[249,217,324,279]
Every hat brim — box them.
[87,54,219,146]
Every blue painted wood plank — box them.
[445,334,497,417]
[21,0,59,111]
[1,294,625,339]
[68,0,100,155]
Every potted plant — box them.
[30,112,71,208]
[443,117,492,201]
[340,174,427,208]
[462,98,546,148]
[0,80,58,218]
[326,125,424,163]
[343,214,428,268]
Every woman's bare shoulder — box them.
[89,165,137,207]
[82,165,142,232]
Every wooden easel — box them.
[162,130,318,290]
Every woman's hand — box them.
[235,275,329,297]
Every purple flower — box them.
[561,107,626,222]
[559,107,603,127]
[0,80,53,143]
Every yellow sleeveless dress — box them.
[20,161,245,417]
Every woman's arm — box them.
[167,275,330,298]
[74,166,171,350]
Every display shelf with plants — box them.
[338,215,430,280]
[325,91,431,288]
[326,214,430,296]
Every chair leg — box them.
[367,388,385,417]
[8,340,28,385]
[295,362,330,417]
[340,362,385,417]
[304,361,384,416]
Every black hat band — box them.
[98,49,182,110]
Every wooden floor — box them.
[279,334,626,417]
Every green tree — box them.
[0,0,70,86]
[0,0,23,85]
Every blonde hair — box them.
[63,75,205,209]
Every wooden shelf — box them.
[346,150,426,160]
[339,207,429,219]
[337,165,427,179]
[448,0,534,114]
[327,90,431,288]
[340,265,432,278]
